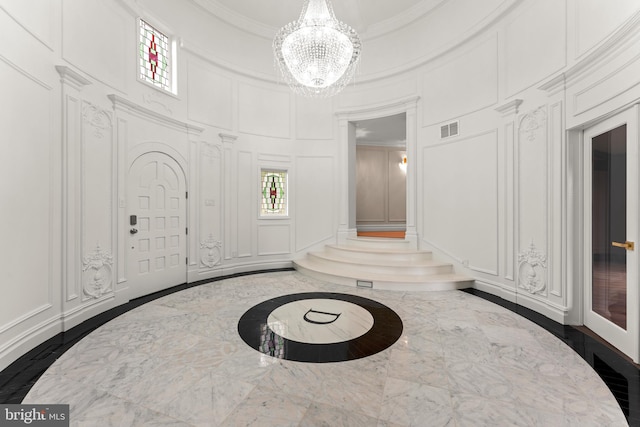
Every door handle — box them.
[130,228,138,235]
[612,241,634,251]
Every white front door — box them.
[128,152,187,299]
[584,107,639,363]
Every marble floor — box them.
[20,271,628,426]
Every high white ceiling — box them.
[193,0,446,38]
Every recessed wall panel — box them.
[296,97,333,140]
[62,0,128,89]
[356,149,387,222]
[422,36,498,126]
[0,60,53,326]
[575,0,639,58]
[187,60,233,129]
[296,156,335,251]
[258,224,291,255]
[423,131,499,274]
[0,0,55,48]
[505,0,566,96]
[237,151,253,257]
[239,83,290,138]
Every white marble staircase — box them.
[294,237,474,291]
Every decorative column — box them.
[494,99,522,289]
[220,133,238,260]
[55,66,91,305]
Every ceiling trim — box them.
[191,0,451,41]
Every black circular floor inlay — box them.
[237,292,403,363]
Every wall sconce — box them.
[399,155,407,173]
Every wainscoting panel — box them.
[187,58,233,130]
[295,156,335,252]
[423,130,499,275]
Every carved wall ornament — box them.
[142,91,173,115]
[201,141,221,163]
[200,234,222,268]
[82,244,113,299]
[82,102,112,139]
[518,241,547,295]
[519,107,547,142]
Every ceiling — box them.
[193,0,446,38]
[355,114,406,147]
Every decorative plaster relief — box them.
[143,91,173,115]
[518,241,547,295]
[82,102,111,139]
[519,107,547,142]
[82,244,113,299]
[200,234,222,268]
[201,141,221,163]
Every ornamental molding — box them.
[518,241,547,295]
[201,141,222,162]
[518,107,547,142]
[107,94,204,135]
[495,99,523,117]
[142,91,173,115]
[200,234,222,268]
[82,102,112,139]
[82,244,113,299]
[55,65,91,91]
[219,133,238,144]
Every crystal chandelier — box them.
[273,0,361,97]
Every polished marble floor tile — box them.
[2,271,632,426]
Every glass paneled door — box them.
[584,108,639,363]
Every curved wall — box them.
[1,0,640,370]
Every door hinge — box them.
[186,257,188,265]
[186,227,188,235]
[186,191,188,199]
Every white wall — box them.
[2,0,640,370]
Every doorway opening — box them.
[353,113,406,239]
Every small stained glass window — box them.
[139,19,171,92]
[261,170,287,216]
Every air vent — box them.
[440,120,459,139]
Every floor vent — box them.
[440,120,459,139]
[357,280,373,288]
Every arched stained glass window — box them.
[261,170,287,216]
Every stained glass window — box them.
[261,170,287,216]
[139,19,171,92]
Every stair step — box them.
[294,238,473,292]
[325,245,433,262]
[294,259,472,291]
[307,252,453,275]
[345,236,413,250]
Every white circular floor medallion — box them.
[267,299,374,344]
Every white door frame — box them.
[578,106,640,363]
[335,96,420,247]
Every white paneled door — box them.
[584,108,639,363]
[127,152,187,299]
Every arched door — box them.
[127,152,187,299]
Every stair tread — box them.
[294,258,472,283]
[327,244,431,255]
[309,251,449,267]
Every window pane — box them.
[139,20,171,91]
[261,170,287,215]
